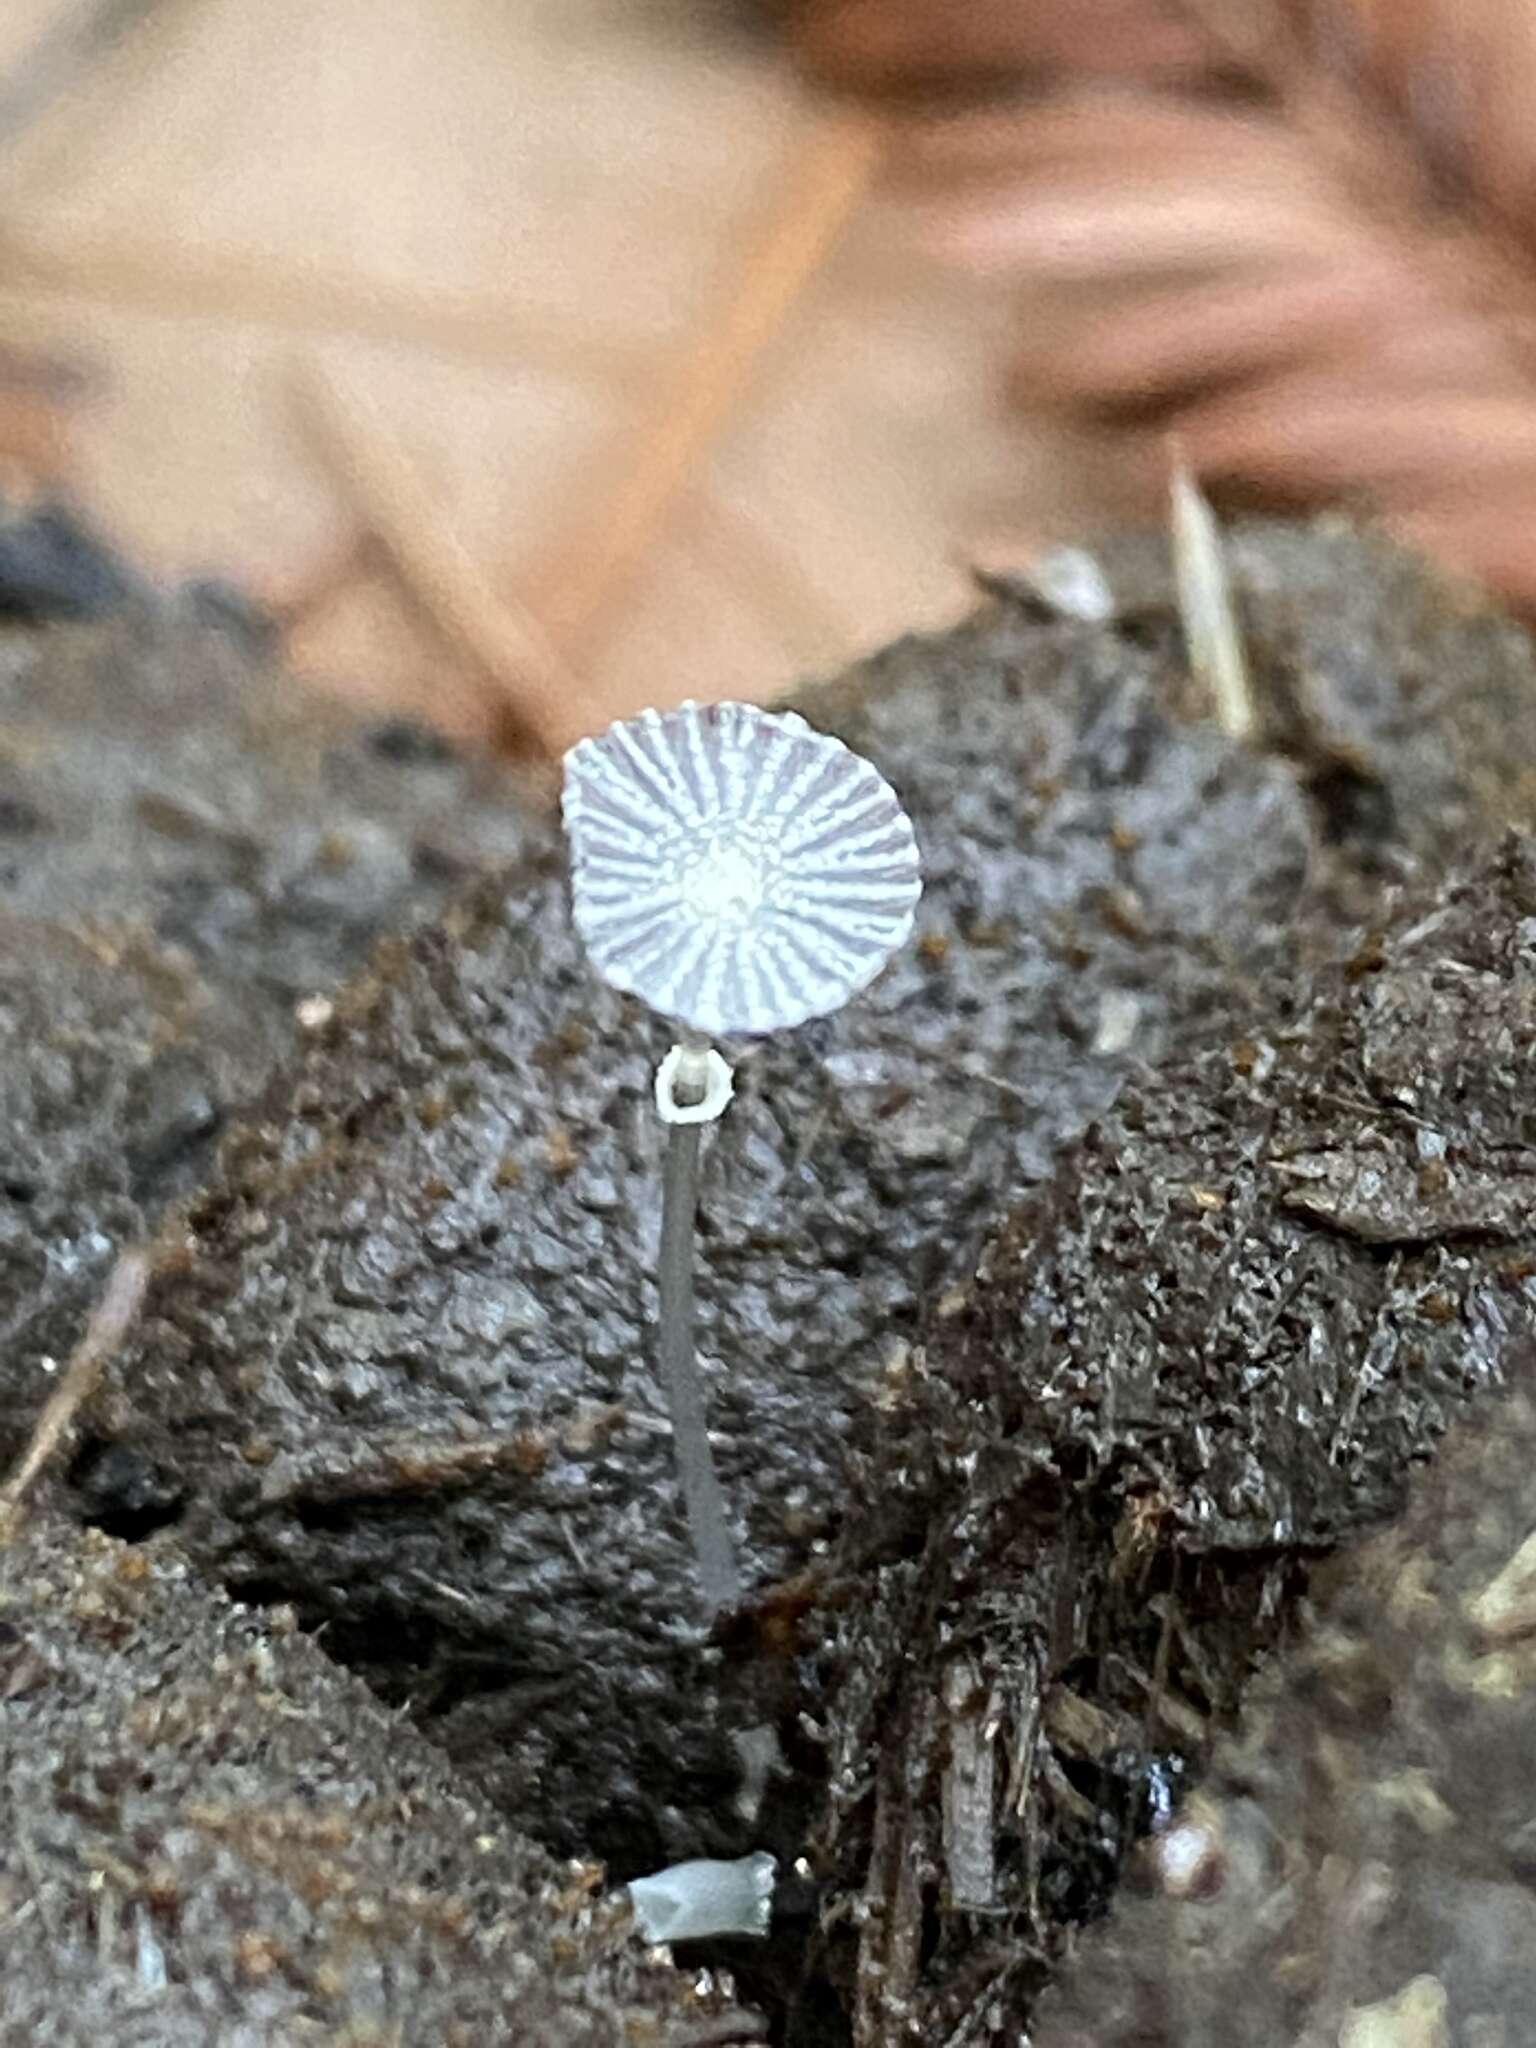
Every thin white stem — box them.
[656,1044,741,1614]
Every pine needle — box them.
[1,1244,152,1514]
[1169,448,1257,742]
[295,358,583,756]
[520,108,882,673]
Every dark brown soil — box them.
[0,600,531,1459]
[6,522,1536,2040]
[78,633,1312,1875]
[69,524,1536,1887]
[0,1511,750,2045]
[813,833,1536,2043]
[1036,1343,1536,2046]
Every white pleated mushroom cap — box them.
[562,700,922,1038]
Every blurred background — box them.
[5,0,1536,752]
[0,0,1032,750]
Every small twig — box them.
[295,359,584,755]
[672,2014,770,2048]
[257,1429,554,1509]
[1,1245,152,1512]
[0,226,649,383]
[941,1658,997,1911]
[1169,445,1258,742]
[263,529,374,630]
[521,109,882,669]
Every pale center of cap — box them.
[681,842,766,928]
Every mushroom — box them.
[562,699,921,1615]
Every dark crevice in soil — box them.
[69,1437,186,1542]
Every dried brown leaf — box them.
[788,0,1536,614]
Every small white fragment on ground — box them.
[295,994,334,1030]
[1338,1974,1449,2048]
[732,1721,783,1824]
[1025,545,1116,623]
[1092,990,1141,1057]
[1466,1526,1536,1643]
[626,1850,777,1943]
[134,1902,167,1991]
[1154,1816,1222,1900]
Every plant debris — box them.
[1035,1339,1536,2045]
[811,832,1536,2043]
[788,0,1536,621]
